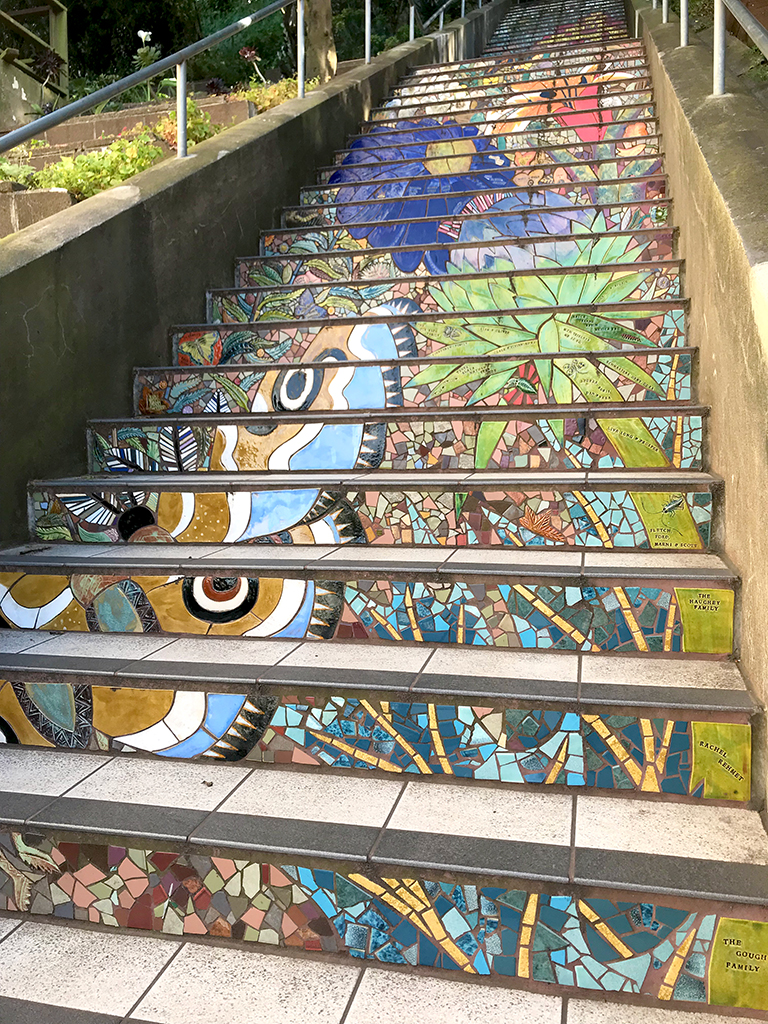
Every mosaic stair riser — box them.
[391,62,651,97]
[486,34,629,51]
[331,126,661,170]
[321,151,663,189]
[238,229,677,288]
[324,140,663,180]
[361,102,655,133]
[135,351,695,419]
[371,87,654,122]
[407,41,647,75]
[0,682,752,800]
[0,570,735,655]
[282,182,667,231]
[30,480,712,550]
[403,50,649,84]
[173,304,687,370]
[207,266,682,327]
[372,80,653,116]
[1,830,766,1012]
[88,410,704,475]
[301,166,665,208]
[261,200,673,259]
[392,59,651,91]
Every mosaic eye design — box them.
[181,577,260,623]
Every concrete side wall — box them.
[0,62,59,132]
[0,0,513,546]
[631,5,768,793]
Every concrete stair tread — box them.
[0,541,737,580]
[0,922,614,1024]
[1,751,765,902]
[91,401,703,427]
[32,468,719,490]
[14,926,743,1024]
[0,630,755,712]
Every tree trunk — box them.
[306,0,337,83]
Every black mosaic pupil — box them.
[117,505,156,540]
[211,577,238,592]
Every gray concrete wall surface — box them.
[0,0,513,546]
[630,3,768,797]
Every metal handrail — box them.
[423,0,481,30]
[652,0,768,95]
[0,0,303,159]
[0,0,485,162]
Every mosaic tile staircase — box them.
[1,0,767,1017]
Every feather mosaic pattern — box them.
[31,482,712,550]
[0,682,750,800]
[0,833,765,1010]
[0,571,735,654]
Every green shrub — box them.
[0,160,36,186]
[34,133,164,200]
[153,97,222,148]
[235,75,318,112]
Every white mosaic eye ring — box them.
[182,576,259,623]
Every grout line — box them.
[14,751,121,829]
[562,993,570,1024]
[367,779,409,862]
[57,753,116,798]
[409,646,438,693]
[0,916,24,946]
[118,937,186,1024]
[184,761,259,842]
[338,964,367,1024]
[569,793,578,885]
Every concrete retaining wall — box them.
[0,0,513,546]
[629,2,768,795]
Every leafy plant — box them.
[33,131,164,199]
[411,219,674,469]
[0,160,35,186]
[235,75,318,111]
[153,98,222,149]
[133,31,163,102]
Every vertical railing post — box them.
[297,0,305,97]
[439,9,444,28]
[652,0,657,9]
[176,60,187,158]
[634,8,641,35]
[409,3,415,39]
[680,0,689,44]
[713,0,726,93]
[365,0,372,62]
[662,0,669,21]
